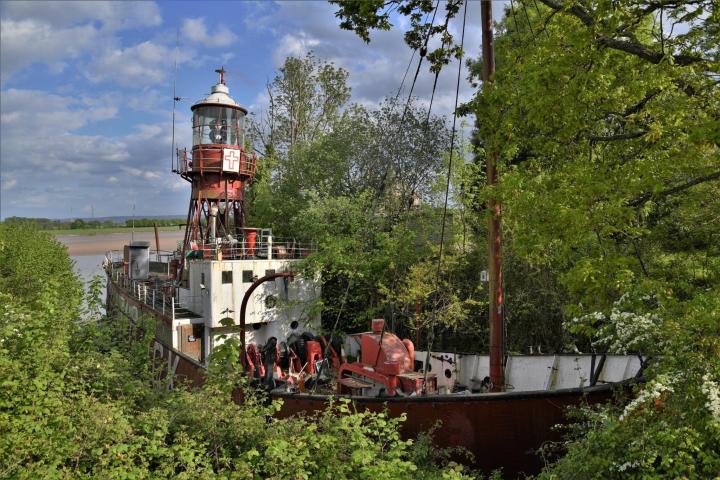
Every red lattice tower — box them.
[175,67,257,255]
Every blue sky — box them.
[1,1,494,219]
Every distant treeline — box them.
[1,216,183,230]
[121,218,184,228]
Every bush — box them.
[0,224,475,479]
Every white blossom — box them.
[566,294,664,354]
[616,460,640,472]
[620,374,676,421]
[701,374,720,423]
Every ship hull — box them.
[108,277,630,477]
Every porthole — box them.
[290,320,299,330]
[252,323,262,331]
[444,368,452,379]
[265,294,277,309]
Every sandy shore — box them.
[56,231,185,256]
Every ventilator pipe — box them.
[209,205,219,244]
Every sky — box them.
[0,0,500,220]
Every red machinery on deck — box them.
[338,319,436,396]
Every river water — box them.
[56,231,185,306]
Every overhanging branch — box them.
[629,170,720,207]
[588,130,648,142]
[538,0,710,66]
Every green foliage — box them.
[466,1,720,477]
[1,216,183,231]
[537,292,720,479]
[328,0,720,477]
[332,0,466,73]
[124,218,184,228]
[0,224,474,479]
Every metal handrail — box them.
[187,236,316,261]
[107,266,201,321]
[106,250,178,264]
[175,146,256,177]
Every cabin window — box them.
[201,273,205,284]
[242,270,254,283]
[222,271,233,284]
[193,105,245,146]
[265,269,275,277]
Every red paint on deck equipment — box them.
[337,319,436,396]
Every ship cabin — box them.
[105,235,320,368]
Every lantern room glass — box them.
[193,106,245,147]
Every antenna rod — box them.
[171,27,179,173]
[482,0,504,392]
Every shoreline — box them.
[55,231,185,256]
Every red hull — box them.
[109,281,625,477]
[272,386,615,477]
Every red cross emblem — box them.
[223,148,240,173]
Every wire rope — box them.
[312,5,439,387]
[422,0,468,394]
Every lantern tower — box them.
[175,67,256,256]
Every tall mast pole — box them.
[481,0,504,392]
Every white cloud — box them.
[0,2,163,83]
[0,89,119,134]
[259,1,483,117]
[1,178,17,191]
[0,1,161,30]
[86,41,187,87]
[182,17,237,47]
[273,32,321,65]
[122,167,162,180]
[0,87,186,218]
[0,18,99,82]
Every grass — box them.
[46,226,183,236]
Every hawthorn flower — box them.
[701,374,720,423]
[620,374,676,421]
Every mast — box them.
[481,0,504,392]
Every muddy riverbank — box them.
[56,231,185,256]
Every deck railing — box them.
[106,261,200,321]
[187,235,316,261]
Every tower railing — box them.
[174,146,256,177]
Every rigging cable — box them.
[424,0,461,126]
[509,0,520,33]
[531,0,551,39]
[378,0,441,197]
[399,0,441,121]
[394,49,418,104]
[422,0,468,394]
[521,0,537,40]
[313,6,437,384]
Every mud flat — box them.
[56,231,185,256]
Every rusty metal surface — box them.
[272,388,615,477]
[108,279,622,477]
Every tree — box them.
[329,0,720,475]
[252,52,351,157]
[473,2,720,477]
